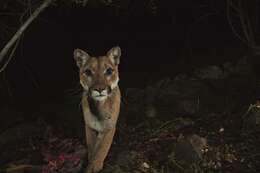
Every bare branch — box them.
[245,11,255,46]
[229,0,239,12]
[0,38,21,73]
[0,0,53,71]
[238,0,251,43]
[226,0,248,44]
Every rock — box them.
[174,73,188,81]
[188,134,208,158]
[158,79,210,115]
[141,162,150,169]
[242,102,260,131]
[138,162,150,172]
[154,78,172,88]
[99,165,125,173]
[113,150,150,173]
[223,62,235,75]
[194,65,224,79]
[0,121,46,150]
[173,117,194,132]
[235,56,252,75]
[126,78,172,118]
[144,106,157,118]
[176,98,198,115]
[143,86,158,108]
[171,134,207,164]
[125,88,145,103]
[115,150,139,168]
[163,79,209,99]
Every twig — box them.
[256,0,259,35]
[0,164,41,173]
[228,0,239,12]
[0,0,53,71]
[226,0,248,44]
[28,0,32,15]
[238,0,251,43]
[246,14,255,47]
[151,120,176,136]
[0,37,21,73]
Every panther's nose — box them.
[94,87,106,93]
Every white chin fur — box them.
[91,90,108,101]
[92,95,108,101]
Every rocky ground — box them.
[0,57,260,173]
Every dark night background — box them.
[1,0,250,106]
[1,0,260,172]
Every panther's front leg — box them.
[85,125,97,161]
[86,119,116,173]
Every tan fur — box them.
[74,47,121,173]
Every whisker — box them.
[64,83,82,96]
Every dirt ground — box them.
[0,60,260,173]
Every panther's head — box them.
[74,46,121,101]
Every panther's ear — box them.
[107,46,121,65]
[73,49,90,68]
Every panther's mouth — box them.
[93,95,108,101]
[90,87,111,101]
[96,94,106,97]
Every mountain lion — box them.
[74,46,121,173]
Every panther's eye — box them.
[105,67,113,76]
[84,69,92,76]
